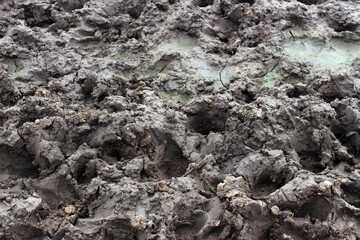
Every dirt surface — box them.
[0,0,360,239]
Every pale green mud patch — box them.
[159,91,190,102]
[105,52,142,70]
[261,66,305,88]
[0,58,41,88]
[107,35,240,93]
[283,38,360,68]
[290,25,329,38]
[150,35,198,54]
[184,56,237,86]
[0,58,24,75]
[143,60,169,77]
[262,37,360,87]
[151,35,238,87]
[261,68,282,88]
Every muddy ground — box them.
[0,0,360,239]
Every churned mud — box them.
[1,0,360,239]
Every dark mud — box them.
[1,0,360,239]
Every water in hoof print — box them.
[283,38,360,68]
[261,32,360,88]
[1,0,360,239]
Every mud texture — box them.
[1,0,360,239]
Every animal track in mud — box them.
[297,0,322,5]
[73,158,97,184]
[202,225,234,240]
[193,0,214,7]
[87,126,140,162]
[188,103,229,135]
[148,129,189,179]
[295,196,331,222]
[0,114,7,127]
[174,194,229,239]
[328,18,358,33]
[298,151,326,173]
[103,219,136,240]
[23,4,55,28]
[330,105,360,158]
[287,85,309,98]
[279,196,331,222]
[236,0,256,5]
[59,0,88,12]
[268,220,330,240]
[33,175,78,209]
[128,0,147,19]
[341,183,360,208]
[242,89,256,103]
[175,211,208,240]
[173,201,221,240]
[0,147,39,179]
[251,167,287,198]
[158,136,189,179]
[101,138,125,161]
[5,224,44,240]
[335,132,360,159]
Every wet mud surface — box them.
[0,0,360,239]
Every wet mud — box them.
[1,0,360,239]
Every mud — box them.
[0,0,360,239]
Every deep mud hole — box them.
[1,0,360,239]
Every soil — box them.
[0,0,360,239]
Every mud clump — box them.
[1,0,360,239]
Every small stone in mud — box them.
[204,98,213,104]
[130,215,147,230]
[64,205,76,215]
[318,180,332,193]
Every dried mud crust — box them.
[0,0,360,239]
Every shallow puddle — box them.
[151,35,238,86]
[106,35,239,92]
[261,37,360,88]
[283,38,360,68]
